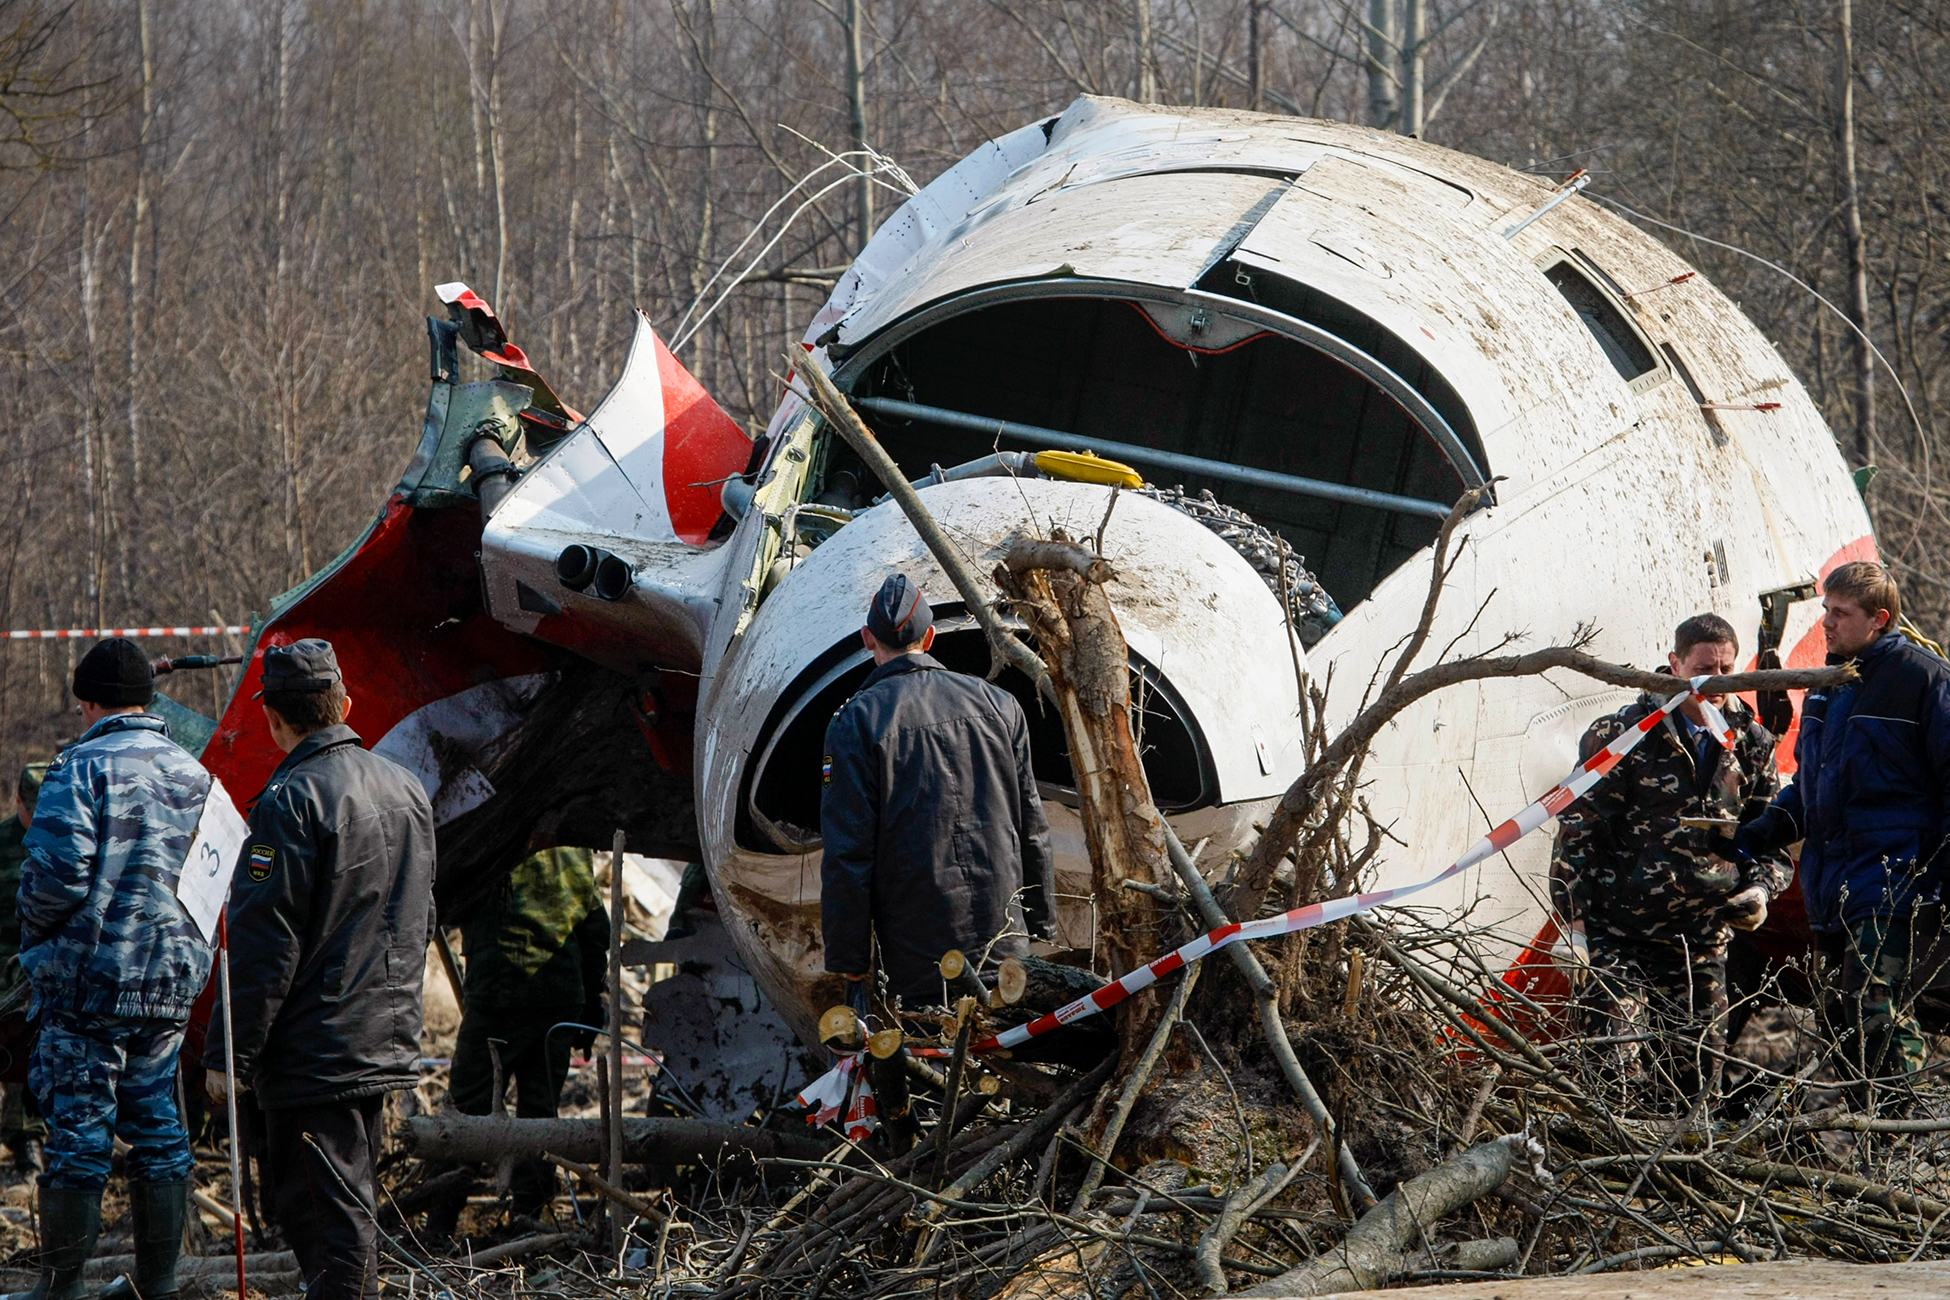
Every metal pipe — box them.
[851,396,1455,520]
[606,829,627,1257]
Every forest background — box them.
[0,0,1941,760]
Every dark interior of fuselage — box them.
[816,295,1481,612]
[738,291,1489,854]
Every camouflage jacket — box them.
[1552,691,1793,945]
[18,714,216,1021]
[460,846,609,1017]
[0,816,26,962]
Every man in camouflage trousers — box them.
[1552,614,1793,1108]
[0,762,49,1173]
[427,827,608,1237]
[8,640,216,1300]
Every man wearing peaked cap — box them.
[205,639,436,1300]
[7,639,216,1300]
[819,574,1055,1007]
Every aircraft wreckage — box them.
[168,96,1870,1097]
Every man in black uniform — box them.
[204,641,436,1300]
[820,574,1055,1005]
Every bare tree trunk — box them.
[1399,0,1425,136]
[271,0,308,584]
[566,85,582,372]
[1837,0,1875,465]
[997,539,1172,1047]
[1246,0,1262,109]
[1367,0,1398,129]
[125,0,153,498]
[844,0,872,251]
[1134,0,1155,103]
[487,0,509,315]
[692,0,719,384]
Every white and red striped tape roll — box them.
[798,679,1731,1122]
[5,626,247,640]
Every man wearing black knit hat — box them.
[819,574,1055,1007]
[9,639,215,1300]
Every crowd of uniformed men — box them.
[0,634,610,1300]
[0,561,1945,1300]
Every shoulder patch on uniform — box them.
[822,754,834,786]
[246,844,276,882]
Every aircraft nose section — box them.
[704,477,1312,860]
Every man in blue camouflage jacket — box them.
[8,639,215,1300]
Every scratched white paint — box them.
[371,673,554,825]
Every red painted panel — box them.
[654,332,751,545]
[202,499,556,811]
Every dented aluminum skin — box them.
[467,96,1871,1051]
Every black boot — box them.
[0,1186,102,1300]
[98,1180,189,1300]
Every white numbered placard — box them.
[177,779,250,943]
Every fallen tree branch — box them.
[1002,539,1116,584]
[1196,1161,1290,1295]
[920,1055,1118,1224]
[466,1230,582,1268]
[1071,962,1200,1213]
[545,1151,669,1225]
[1163,823,1378,1209]
[403,1114,830,1166]
[1771,1108,1950,1136]
[1239,1134,1540,1297]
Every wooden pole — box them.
[217,913,248,1300]
[1836,0,1875,465]
[607,828,626,1257]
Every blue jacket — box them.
[1756,632,1950,932]
[18,713,216,1020]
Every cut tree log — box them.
[1237,1134,1540,1296]
[995,531,1175,1047]
[938,949,991,1007]
[995,954,1107,1011]
[403,1114,831,1166]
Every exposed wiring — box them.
[545,1021,709,1119]
[669,145,919,354]
[1588,192,1928,466]
[668,153,874,345]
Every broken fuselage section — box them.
[209,96,1873,1057]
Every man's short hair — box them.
[16,762,46,811]
[263,682,349,735]
[1674,613,1739,659]
[1825,560,1902,627]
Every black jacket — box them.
[820,654,1054,1003]
[207,725,436,1108]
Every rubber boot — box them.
[0,1186,102,1300]
[99,1180,189,1300]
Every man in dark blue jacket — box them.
[820,574,1054,1006]
[1739,561,1950,1094]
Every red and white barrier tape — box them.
[5,626,247,640]
[798,680,1731,1130]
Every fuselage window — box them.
[1544,260,1657,382]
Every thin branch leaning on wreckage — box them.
[783,354,1054,697]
